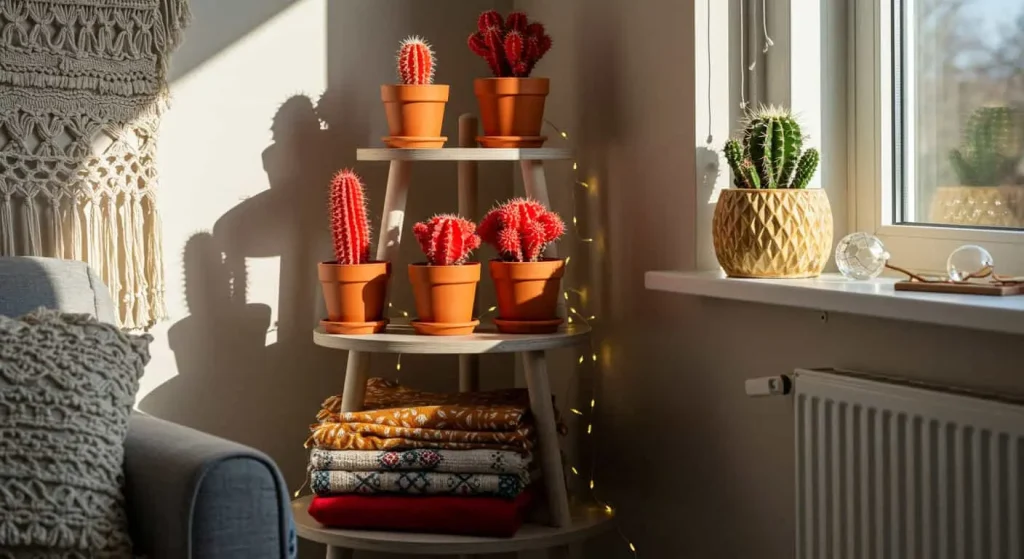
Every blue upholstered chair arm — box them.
[124,413,296,559]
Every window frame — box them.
[850,0,1024,275]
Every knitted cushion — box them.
[0,309,152,556]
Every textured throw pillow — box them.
[0,309,151,557]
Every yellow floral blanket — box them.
[316,378,530,431]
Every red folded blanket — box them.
[307,488,535,538]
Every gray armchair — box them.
[0,256,296,559]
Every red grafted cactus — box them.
[397,36,435,85]
[478,198,565,262]
[328,169,371,265]
[413,214,481,266]
[467,11,551,78]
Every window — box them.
[895,0,1024,230]
[852,0,1024,274]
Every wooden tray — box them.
[894,281,1024,296]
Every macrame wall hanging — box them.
[0,0,191,330]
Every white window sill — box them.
[644,271,1024,337]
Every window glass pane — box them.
[899,0,1024,230]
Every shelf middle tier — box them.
[356,147,573,161]
[313,323,590,354]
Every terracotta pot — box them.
[408,262,481,324]
[474,78,549,140]
[489,259,565,322]
[712,189,833,278]
[318,261,391,324]
[928,185,1024,228]
[381,84,449,146]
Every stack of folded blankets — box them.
[305,378,544,537]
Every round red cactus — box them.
[328,169,371,265]
[397,36,435,85]
[413,214,481,266]
[479,198,565,262]
[467,11,551,78]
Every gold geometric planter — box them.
[927,185,1024,229]
[712,188,833,278]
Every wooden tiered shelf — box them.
[298,116,610,558]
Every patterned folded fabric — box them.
[309,422,534,453]
[309,448,531,475]
[307,489,536,537]
[317,378,531,431]
[310,469,527,498]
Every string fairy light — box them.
[541,121,638,558]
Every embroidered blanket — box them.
[309,448,531,475]
[310,469,527,498]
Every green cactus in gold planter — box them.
[723,105,819,189]
[714,105,832,278]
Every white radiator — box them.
[793,369,1024,559]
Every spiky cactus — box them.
[413,215,481,266]
[397,36,435,85]
[468,11,552,78]
[949,106,1021,186]
[479,198,565,262]
[328,169,371,265]
[724,105,819,189]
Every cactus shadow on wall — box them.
[141,95,348,508]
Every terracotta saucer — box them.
[320,318,389,335]
[382,136,447,148]
[410,319,480,336]
[493,317,564,334]
[476,135,548,148]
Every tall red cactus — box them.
[328,169,371,265]
[397,36,435,85]
[468,10,551,78]
[413,214,481,266]
[479,198,565,262]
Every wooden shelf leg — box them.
[376,160,412,263]
[522,350,572,528]
[325,545,353,559]
[458,114,482,397]
[339,350,370,413]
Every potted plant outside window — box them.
[318,170,390,334]
[479,198,565,333]
[409,214,482,335]
[714,106,833,278]
[381,36,449,148]
[467,11,552,148]
[929,106,1024,228]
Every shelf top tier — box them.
[313,323,590,354]
[292,496,613,554]
[356,147,573,162]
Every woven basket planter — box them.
[927,186,1024,228]
[712,188,833,278]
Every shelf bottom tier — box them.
[292,496,614,554]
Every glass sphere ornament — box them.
[946,244,994,282]
[835,232,890,280]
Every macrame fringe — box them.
[0,188,166,331]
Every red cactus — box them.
[478,10,503,32]
[328,169,371,265]
[479,198,565,262]
[413,214,481,266]
[467,11,551,78]
[397,36,434,85]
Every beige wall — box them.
[520,0,1024,558]
[148,1,1024,558]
